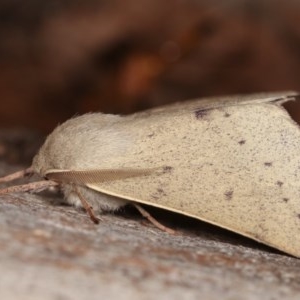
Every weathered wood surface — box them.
[0,162,300,300]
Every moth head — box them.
[32,148,48,177]
[0,138,57,193]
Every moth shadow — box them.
[39,191,286,257]
[118,204,285,257]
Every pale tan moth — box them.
[1,91,299,257]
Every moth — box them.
[0,91,300,257]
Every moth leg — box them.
[73,186,101,224]
[0,180,58,194]
[0,167,33,183]
[133,203,175,234]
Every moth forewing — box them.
[79,96,300,258]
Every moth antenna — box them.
[133,203,176,234]
[0,180,59,194]
[73,185,101,224]
[0,167,34,183]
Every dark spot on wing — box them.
[151,188,167,200]
[195,108,211,119]
[238,139,246,145]
[264,162,272,167]
[163,166,173,173]
[282,198,289,202]
[147,133,155,138]
[276,181,283,187]
[151,194,159,200]
[156,188,167,197]
[224,112,231,118]
[224,190,233,200]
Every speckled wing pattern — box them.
[49,92,300,257]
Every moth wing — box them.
[136,91,298,117]
[86,94,300,258]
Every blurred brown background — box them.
[0,0,300,133]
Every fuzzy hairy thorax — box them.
[32,113,132,176]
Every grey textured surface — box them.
[0,164,300,299]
